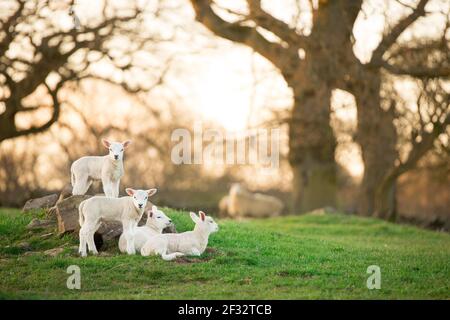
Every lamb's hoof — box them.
[127,250,136,255]
[91,251,98,256]
[79,252,87,257]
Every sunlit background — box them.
[0,0,448,226]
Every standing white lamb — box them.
[140,211,219,261]
[228,183,284,218]
[78,188,157,257]
[118,205,172,254]
[71,139,131,197]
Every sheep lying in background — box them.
[228,183,284,218]
[218,195,229,217]
[71,139,131,197]
[78,188,157,257]
[118,205,172,254]
[141,211,218,261]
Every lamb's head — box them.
[190,211,219,234]
[126,188,157,210]
[147,205,172,230]
[102,139,131,161]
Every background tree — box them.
[0,0,170,142]
[188,0,449,216]
[377,77,449,220]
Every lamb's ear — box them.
[152,205,157,214]
[190,212,199,223]
[125,188,135,196]
[147,188,157,197]
[199,211,206,221]
[102,139,111,148]
[122,140,132,149]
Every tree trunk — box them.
[289,82,337,213]
[354,71,397,217]
[188,0,363,214]
[286,0,363,213]
[374,175,397,221]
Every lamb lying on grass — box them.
[71,139,131,197]
[118,205,172,254]
[141,211,219,261]
[78,188,157,257]
[228,183,284,218]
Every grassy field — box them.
[0,207,449,299]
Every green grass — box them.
[0,207,449,299]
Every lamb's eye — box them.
[157,216,161,219]
[121,149,124,152]
[209,221,213,223]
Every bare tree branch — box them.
[5,79,63,139]
[381,79,449,186]
[381,61,450,78]
[0,0,25,57]
[370,0,429,65]
[189,0,290,70]
[0,0,171,143]
[246,0,306,48]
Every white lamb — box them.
[228,183,284,218]
[141,211,219,261]
[71,139,131,197]
[118,205,172,254]
[78,188,157,257]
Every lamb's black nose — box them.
[114,155,119,160]
[139,204,143,208]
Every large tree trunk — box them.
[188,0,365,214]
[289,82,337,213]
[354,71,397,217]
[188,0,442,219]
[287,0,360,213]
[374,175,398,221]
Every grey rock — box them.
[17,241,32,251]
[23,194,59,212]
[55,195,91,234]
[44,247,64,257]
[26,218,55,230]
[97,221,123,241]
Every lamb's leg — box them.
[87,233,98,255]
[73,174,92,195]
[78,233,86,257]
[153,246,182,261]
[78,226,89,257]
[190,248,201,256]
[112,180,120,198]
[123,221,136,255]
[86,221,99,255]
[161,252,184,261]
[102,178,113,197]
[140,242,151,256]
[118,234,127,253]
